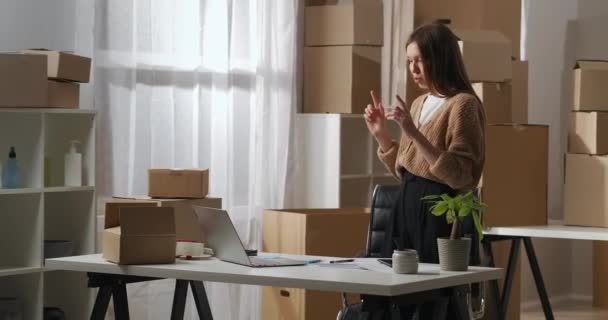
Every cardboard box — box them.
[0,54,47,107]
[453,29,512,82]
[593,241,608,308]
[414,0,521,58]
[102,203,176,265]
[305,0,383,46]
[48,80,79,108]
[574,60,608,111]
[511,60,529,123]
[473,82,512,124]
[148,169,209,198]
[22,49,91,83]
[262,208,369,320]
[564,154,608,227]
[304,46,380,114]
[110,196,222,242]
[568,112,608,155]
[481,125,548,227]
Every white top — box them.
[418,95,446,125]
[45,254,501,296]
[484,225,608,241]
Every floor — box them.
[521,299,608,320]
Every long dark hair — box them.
[406,23,477,99]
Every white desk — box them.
[46,254,501,319]
[481,224,608,320]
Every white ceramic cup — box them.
[176,241,205,256]
[392,249,419,274]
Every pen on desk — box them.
[329,259,355,264]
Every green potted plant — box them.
[422,191,486,271]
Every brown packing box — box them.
[22,49,91,83]
[262,208,369,320]
[303,46,380,114]
[568,112,608,155]
[511,60,529,123]
[305,0,383,46]
[415,0,521,58]
[564,153,608,227]
[110,196,222,242]
[593,241,608,308]
[573,60,608,111]
[0,53,47,107]
[48,80,79,108]
[481,124,548,227]
[148,169,209,198]
[102,203,176,265]
[473,82,512,124]
[452,29,512,82]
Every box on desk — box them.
[303,46,380,114]
[109,196,221,242]
[480,124,548,227]
[473,82,512,124]
[564,154,608,227]
[102,203,176,265]
[305,0,383,46]
[148,168,209,199]
[262,208,369,320]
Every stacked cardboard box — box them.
[0,49,91,108]
[563,60,608,308]
[303,0,383,114]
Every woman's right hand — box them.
[365,90,386,137]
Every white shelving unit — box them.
[0,109,95,319]
[293,114,400,208]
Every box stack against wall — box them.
[563,60,608,308]
[0,49,91,109]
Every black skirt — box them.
[384,169,478,264]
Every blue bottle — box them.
[3,146,19,188]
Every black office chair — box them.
[355,184,486,319]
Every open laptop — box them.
[193,206,307,267]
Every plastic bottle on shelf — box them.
[64,140,82,187]
[3,146,19,188]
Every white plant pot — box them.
[437,237,471,271]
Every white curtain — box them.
[93,0,299,319]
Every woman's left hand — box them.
[386,95,418,138]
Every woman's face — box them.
[406,42,427,89]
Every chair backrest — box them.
[366,184,400,258]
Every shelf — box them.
[0,188,43,195]
[0,272,43,319]
[0,266,43,277]
[0,108,95,115]
[44,186,95,193]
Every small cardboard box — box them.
[305,0,383,46]
[110,196,222,242]
[568,112,608,155]
[262,208,369,320]
[148,169,209,199]
[303,46,380,114]
[573,60,608,111]
[102,203,176,265]
[415,0,521,58]
[22,49,91,83]
[564,154,608,227]
[0,53,47,107]
[473,82,512,124]
[48,80,79,108]
[453,29,512,82]
[481,124,548,227]
[511,60,528,123]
